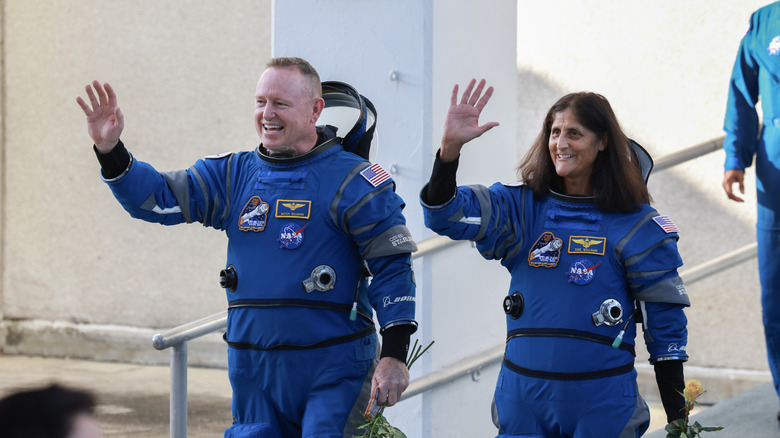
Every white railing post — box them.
[170,342,188,438]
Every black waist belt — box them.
[506,328,636,356]
[224,325,375,351]
[228,298,374,324]
[503,356,634,381]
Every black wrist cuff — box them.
[379,324,414,363]
[422,149,459,205]
[93,139,130,179]
[654,360,686,423]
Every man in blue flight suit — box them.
[722,1,780,423]
[76,57,417,438]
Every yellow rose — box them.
[683,378,704,402]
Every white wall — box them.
[1,0,271,343]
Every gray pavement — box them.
[1,353,768,437]
[0,354,232,437]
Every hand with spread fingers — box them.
[440,78,499,162]
[76,80,124,153]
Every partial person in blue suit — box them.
[76,57,417,438]
[722,1,780,424]
[421,80,689,437]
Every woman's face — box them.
[548,108,605,195]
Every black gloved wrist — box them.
[93,139,130,179]
[421,149,459,205]
[654,359,686,423]
[379,324,414,363]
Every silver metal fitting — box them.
[592,299,623,327]
[302,265,337,293]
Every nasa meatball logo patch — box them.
[567,258,599,285]
[528,232,563,268]
[769,36,780,56]
[238,196,269,232]
[277,223,306,249]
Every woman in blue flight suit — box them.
[421,80,689,437]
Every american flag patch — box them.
[653,215,679,233]
[360,163,391,187]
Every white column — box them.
[273,2,517,436]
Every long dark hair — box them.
[518,92,650,212]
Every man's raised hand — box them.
[76,81,124,153]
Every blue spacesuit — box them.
[422,181,689,438]
[723,1,780,404]
[102,131,417,437]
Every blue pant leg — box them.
[301,334,377,438]
[572,371,649,438]
[493,366,648,438]
[225,348,287,438]
[757,227,780,399]
[492,366,546,437]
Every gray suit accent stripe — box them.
[492,196,520,259]
[504,186,528,260]
[350,223,376,237]
[633,276,690,305]
[624,236,678,268]
[617,391,651,438]
[160,169,193,223]
[188,166,210,225]
[626,268,675,279]
[342,340,379,437]
[447,207,465,223]
[467,184,493,241]
[358,224,418,259]
[615,209,658,261]
[139,194,158,212]
[210,192,221,227]
[219,154,235,227]
[330,162,371,232]
[344,184,394,231]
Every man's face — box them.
[254,67,323,155]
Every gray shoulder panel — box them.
[359,224,418,259]
[160,169,193,223]
[615,209,658,261]
[632,275,690,306]
[330,161,371,231]
[467,184,492,241]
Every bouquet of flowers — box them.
[354,339,434,438]
[664,379,723,437]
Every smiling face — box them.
[254,66,324,155]
[548,108,605,195]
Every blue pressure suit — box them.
[101,132,417,437]
[422,180,689,438]
[723,1,780,402]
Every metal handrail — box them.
[152,135,740,437]
[653,137,723,172]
